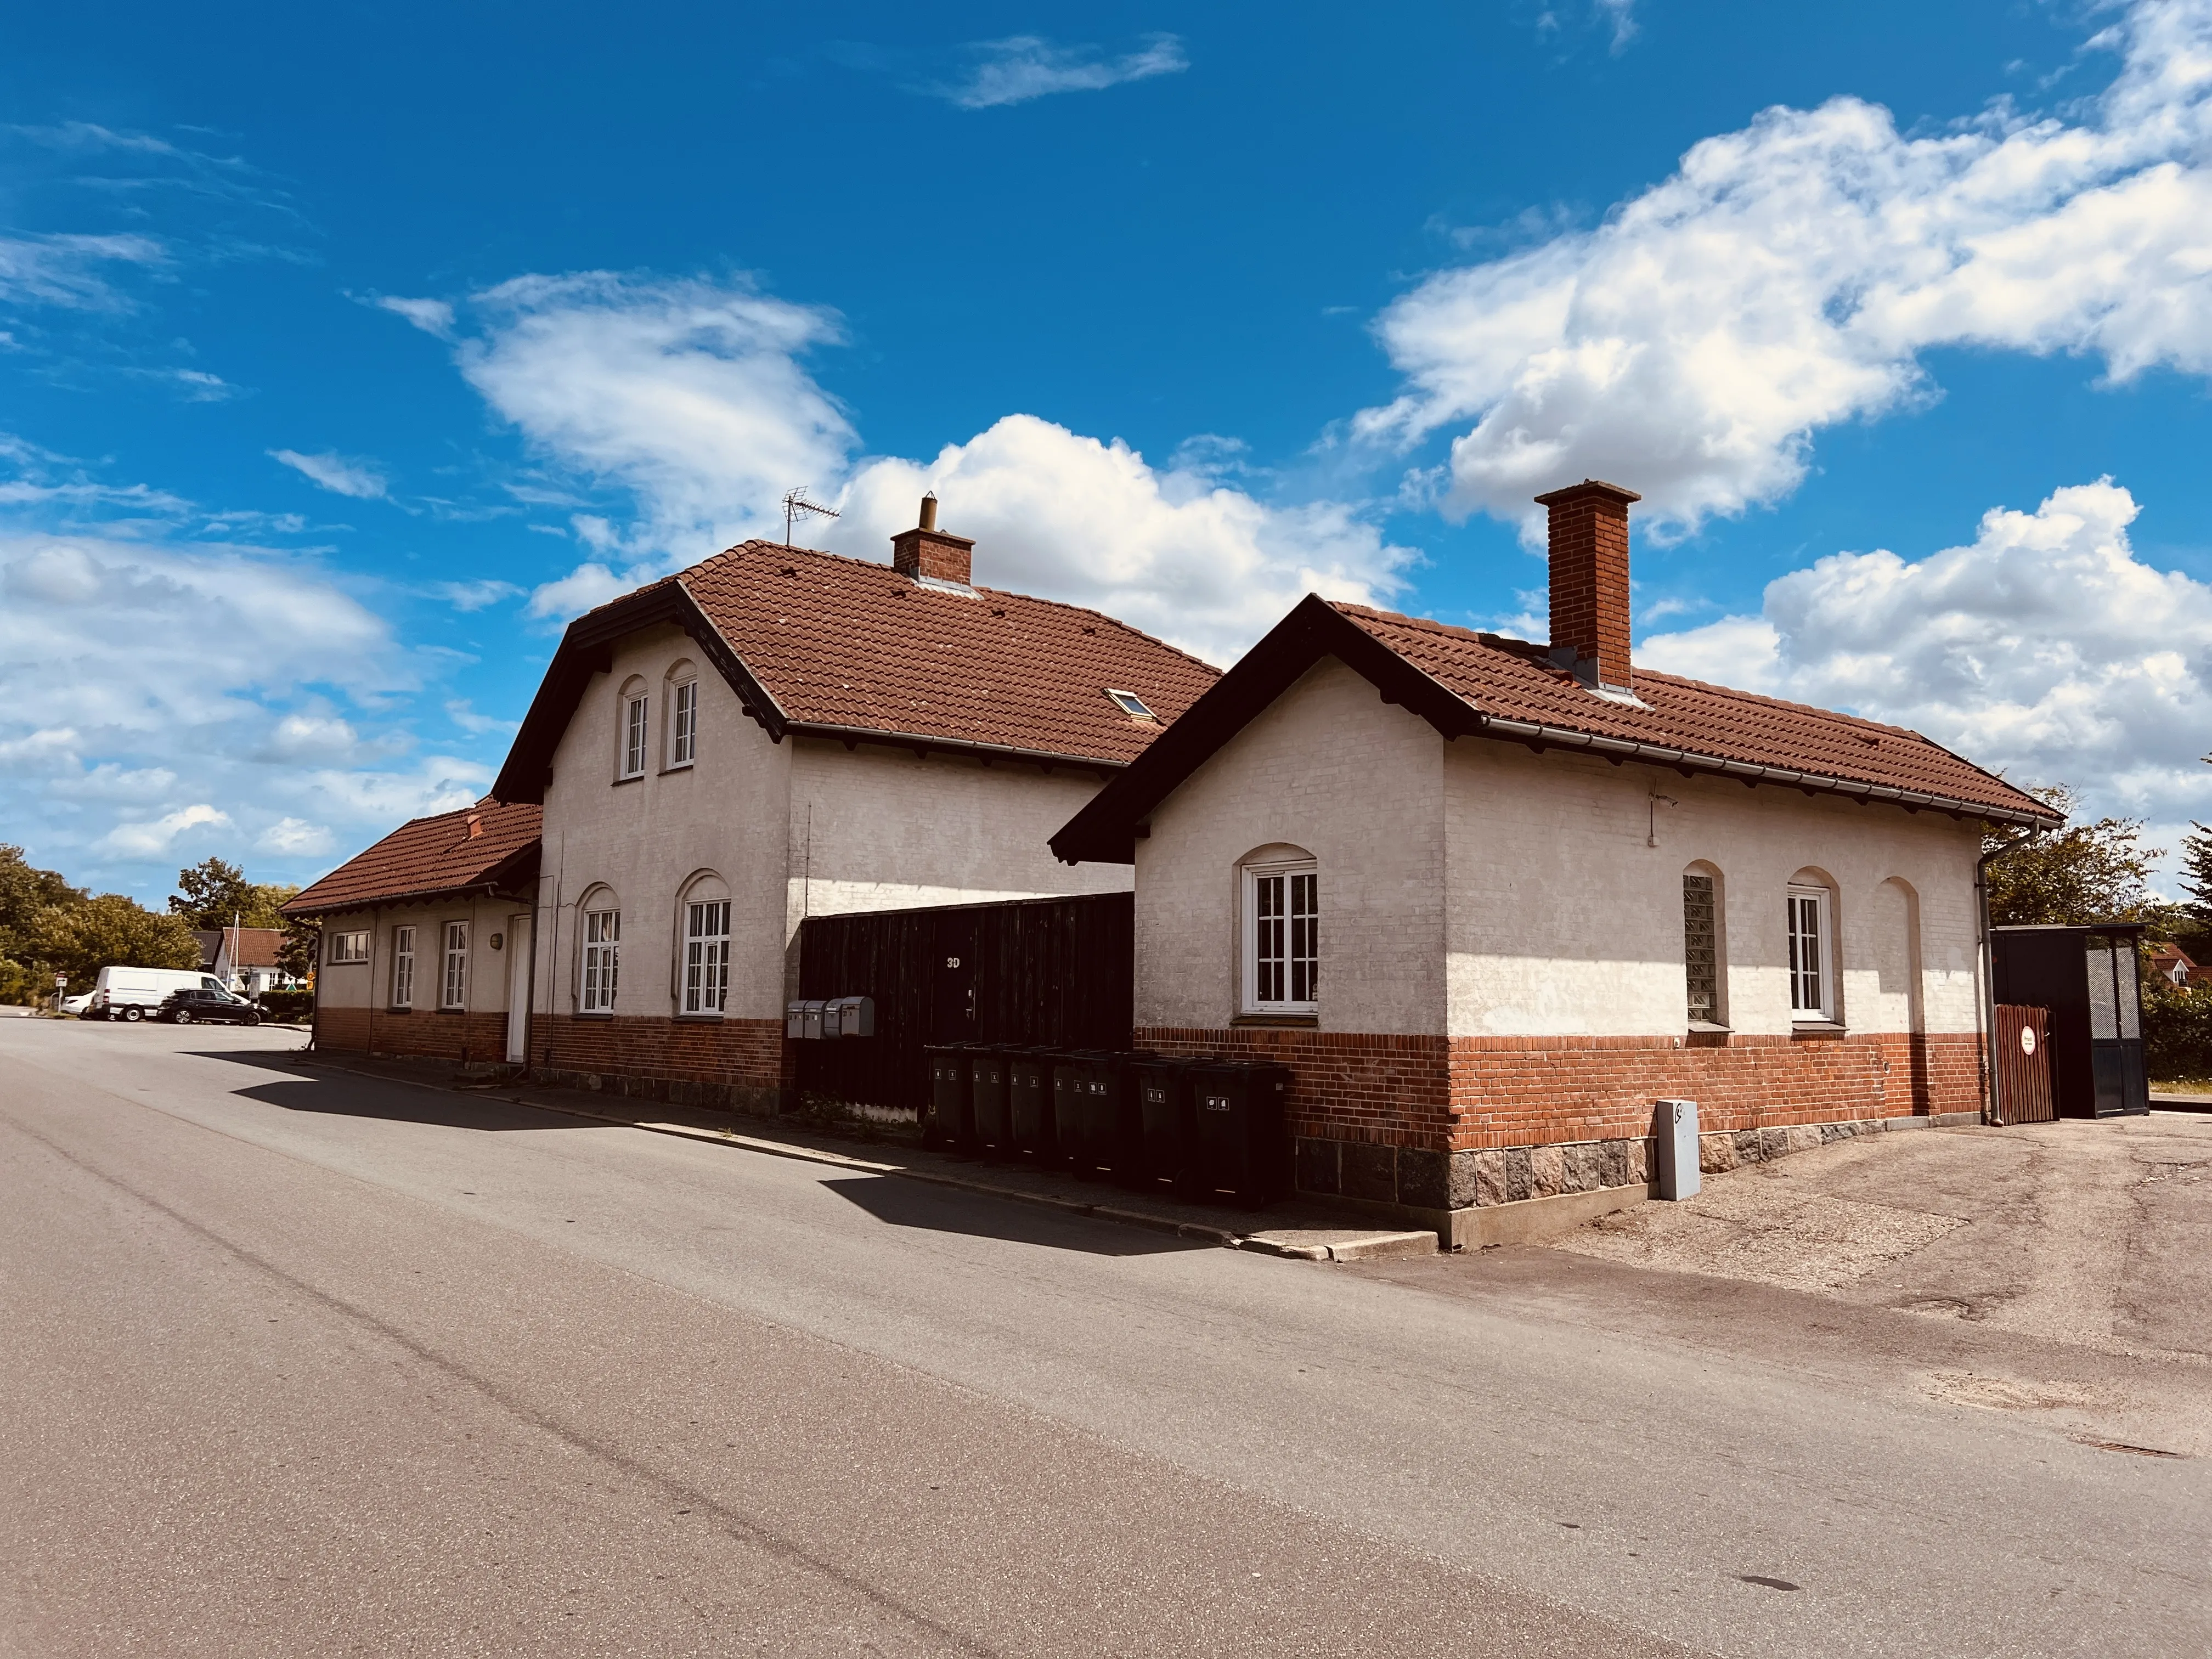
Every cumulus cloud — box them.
[1359,0,2212,537]
[396,272,1410,660]
[826,416,1410,663]
[1640,480,2212,849]
[940,33,1189,109]
[99,803,230,859]
[257,816,335,856]
[270,447,389,500]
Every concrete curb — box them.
[300,1057,1427,1262]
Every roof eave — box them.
[281,842,542,920]
[786,721,1132,774]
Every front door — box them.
[505,913,532,1064]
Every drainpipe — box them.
[1974,829,2042,1125]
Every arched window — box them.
[578,885,620,1014]
[617,676,649,780]
[1787,867,1841,1024]
[665,659,699,769]
[678,871,731,1017]
[1681,861,1726,1027]
[1240,844,1318,1014]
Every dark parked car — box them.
[157,988,263,1026]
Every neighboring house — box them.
[1052,480,2063,1241]
[283,800,544,1063]
[2149,943,2197,987]
[289,499,1217,1105]
[193,926,304,996]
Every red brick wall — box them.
[314,1005,507,1064]
[1136,1024,1983,1156]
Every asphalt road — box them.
[3,1020,2206,1657]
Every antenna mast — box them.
[782,488,840,547]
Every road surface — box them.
[3,1018,2205,1656]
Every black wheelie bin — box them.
[1186,1059,1294,1206]
[967,1044,1014,1158]
[922,1043,973,1150]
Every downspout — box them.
[521,868,543,1079]
[1974,828,2042,1125]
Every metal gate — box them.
[1994,1004,2055,1125]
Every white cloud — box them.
[826,416,1410,664]
[270,447,389,500]
[373,295,456,338]
[445,698,520,736]
[941,33,1188,109]
[99,803,231,859]
[433,578,521,611]
[0,230,166,309]
[1640,481,2212,852]
[1358,0,2212,537]
[257,816,334,856]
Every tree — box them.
[278,913,319,981]
[168,858,297,931]
[32,895,202,984]
[0,845,87,961]
[2179,820,2212,924]
[1983,786,2173,928]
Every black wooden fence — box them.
[794,891,1134,1114]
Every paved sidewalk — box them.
[298,1049,1437,1262]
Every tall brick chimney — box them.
[891,492,974,586]
[1534,478,1640,689]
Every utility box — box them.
[1655,1098,1700,1200]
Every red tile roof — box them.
[282,800,541,917]
[1052,596,2058,863]
[681,542,1220,763]
[1334,603,2053,821]
[494,541,1221,801]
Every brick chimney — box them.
[891,492,974,586]
[1534,478,1641,689]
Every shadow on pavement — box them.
[191,1050,591,1133]
[820,1173,1205,1257]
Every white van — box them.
[92,966,227,1022]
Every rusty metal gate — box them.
[1994,1003,2055,1125]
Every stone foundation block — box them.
[1342,1142,1399,1205]
[1530,1144,1566,1199]
[1700,1132,1739,1174]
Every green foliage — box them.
[0,957,44,1006]
[1984,786,2172,928]
[255,986,315,1020]
[0,844,87,961]
[278,915,320,981]
[168,857,297,931]
[2143,968,2212,1083]
[33,895,203,984]
[2180,820,2212,924]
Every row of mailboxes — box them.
[785,996,876,1040]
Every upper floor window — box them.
[684,899,730,1015]
[441,920,469,1009]
[391,925,416,1008]
[1243,854,1318,1014]
[669,679,698,768]
[620,691,649,779]
[581,907,620,1013]
[328,930,369,965]
[1787,883,1833,1022]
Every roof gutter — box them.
[284,875,532,922]
[1470,713,2057,830]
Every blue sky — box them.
[4,0,2210,900]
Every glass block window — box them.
[1683,873,1718,1024]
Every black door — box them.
[932,912,978,1045]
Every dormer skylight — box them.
[1106,689,1156,721]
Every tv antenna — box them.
[782,488,839,547]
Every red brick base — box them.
[314,1006,507,1065]
[311,1007,794,1115]
[1137,1024,1987,1214]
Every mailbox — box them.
[785,999,828,1040]
[827,995,874,1037]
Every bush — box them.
[255,988,315,1021]
[2142,971,2212,1082]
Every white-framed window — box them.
[683,899,730,1015]
[1243,857,1318,1013]
[328,930,369,965]
[620,691,648,779]
[441,921,469,1009]
[391,926,415,1008]
[1787,884,1833,1022]
[581,908,620,1013]
[668,679,697,768]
